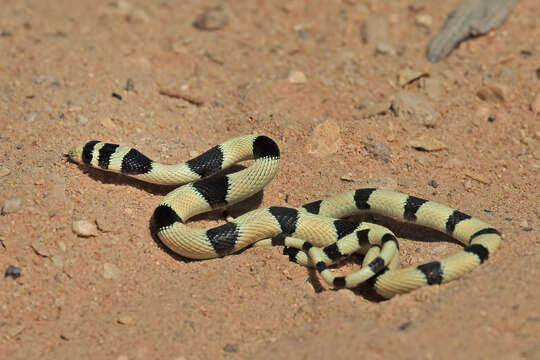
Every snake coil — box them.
[67,135,501,298]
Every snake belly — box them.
[67,135,502,298]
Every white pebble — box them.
[415,14,432,27]
[127,8,150,23]
[375,42,396,56]
[0,167,10,177]
[72,220,98,237]
[2,198,23,215]
[117,315,134,325]
[103,262,121,279]
[76,115,89,124]
[24,111,38,121]
[340,173,355,182]
[31,240,50,257]
[51,255,64,269]
[287,70,307,84]
[530,93,540,114]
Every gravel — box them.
[5,265,22,279]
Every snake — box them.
[67,134,502,298]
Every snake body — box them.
[67,135,502,298]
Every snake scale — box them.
[67,134,502,298]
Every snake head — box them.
[65,144,85,164]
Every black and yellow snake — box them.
[67,135,501,298]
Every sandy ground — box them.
[1,0,539,359]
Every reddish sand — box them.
[0,0,538,359]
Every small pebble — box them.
[364,177,397,190]
[335,288,356,301]
[5,265,22,279]
[125,78,135,92]
[397,68,428,87]
[76,114,89,124]
[103,262,121,279]
[409,1,425,12]
[55,295,65,307]
[126,8,150,23]
[60,332,74,341]
[363,138,390,162]
[340,173,355,182]
[463,179,473,191]
[477,84,508,103]
[72,220,99,237]
[408,135,447,151]
[31,240,50,257]
[375,42,396,56]
[431,244,448,255]
[57,240,67,252]
[33,75,46,84]
[68,105,82,113]
[282,268,293,280]
[475,105,491,119]
[112,92,122,100]
[361,15,389,45]
[391,91,440,127]
[108,0,132,14]
[287,69,307,84]
[101,117,119,129]
[16,144,23,150]
[117,315,134,325]
[24,111,38,121]
[96,215,115,232]
[428,179,438,188]
[358,101,391,118]
[355,97,373,110]
[223,343,239,353]
[399,321,412,331]
[0,167,11,176]
[415,13,432,27]
[308,120,341,157]
[530,93,540,114]
[423,78,444,99]
[193,7,228,31]
[2,198,23,215]
[8,323,25,337]
[51,255,64,269]
[465,171,491,184]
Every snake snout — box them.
[66,144,85,164]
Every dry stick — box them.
[158,87,205,106]
[426,0,517,63]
